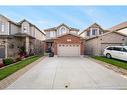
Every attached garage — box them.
[54,33,85,57]
[0,45,5,58]
[86,32,127,56]
[58,44,80,56]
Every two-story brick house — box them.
[0,14,45,59]
[44,23,85,56]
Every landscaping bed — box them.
[0,55,42,81]
[92,56,127,70]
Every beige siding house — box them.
[0,14,46,59]
[85,32,127,56]
[80,22,127,56]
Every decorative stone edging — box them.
[88,57,127,76]
[0,56,46,89]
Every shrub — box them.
[0,63,4,68]
[18,46,27,58]
[15,57,22,62]
[29,53,34,56]
[3,58,14,66]
[0,59,4,68]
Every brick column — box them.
[81,40,85,55]
[54,41,57,55]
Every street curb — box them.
[0,56,46,89]
[88,57,127,77]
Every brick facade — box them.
[53,34,85,55]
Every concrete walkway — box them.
[7,57,127,89]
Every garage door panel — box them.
[0,45,5,58]
[58,44,80,56]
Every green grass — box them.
[92,56,127,70]
[0,55,42,81]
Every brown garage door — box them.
[101,43,123,55]
[0,45,5,58]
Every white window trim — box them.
[0,21,5,32]
[90,28,99,36]
[49,31,56,38]
[23,26,28,33]
[86,31,90,36]
[58,26,67,36]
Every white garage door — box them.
[58,44,80,56]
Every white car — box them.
[103,46,127,61]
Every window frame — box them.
[86,31,90,36]
[90,28,98,36]
[0,21,5,32]
[23,26,28,33]
[99,30,103,35]
[91,28,98,35]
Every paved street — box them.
[7,57,127,89]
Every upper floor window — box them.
[60,27,66,35]
[23,26,28,33]
[99,30,103,35]
[48,31,56,38]
[0,21,5,32]
[61,27,65,33]
[50,31,54,37]
[91,28,98,35]
[87,31,90,36]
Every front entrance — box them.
[0,45,5,58]
[58,44,80,56]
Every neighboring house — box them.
[44,23,85,56]
[0,14,45,59]
[80,22,127,56]
[79,23,108,39]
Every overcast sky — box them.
[0,6,127,32]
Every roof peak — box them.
[79,22,103,35]
[44,23,79,31]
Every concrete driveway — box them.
[7,57,127,89]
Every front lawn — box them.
[0,55,42,81]
[92,56,127,70]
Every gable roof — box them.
[86,31,127,41]
[0,14,19,26]
[79,23,106,35]
[108,21,127,32]
[18,19,46,35]
[56,33,85,39]
[44,23,79,31]
[0,14,45,35]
